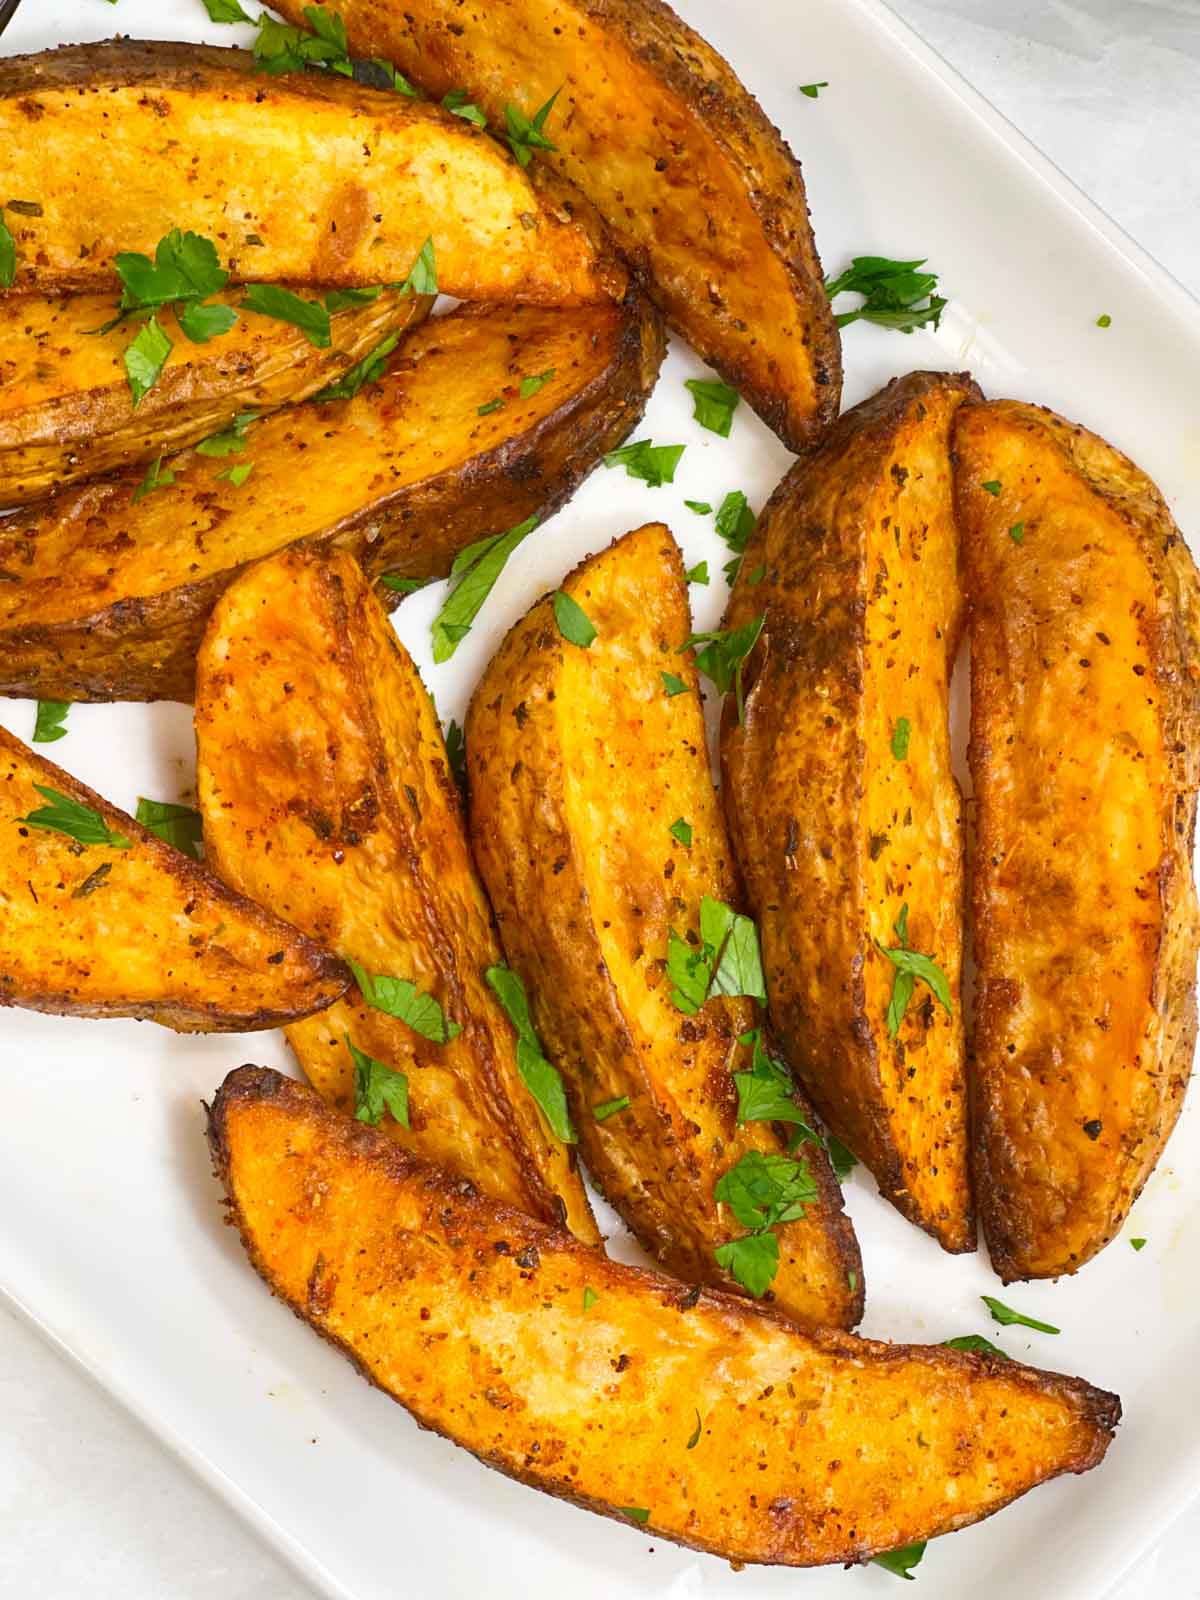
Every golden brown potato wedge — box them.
[0,295,665,703]
[0,40,623,304]
[957,400,1200,1281]
[195,545,598,1243]
[0,726,348,1030]
[467,523,861,1329]
[210,1064,1120,1568]
[721,372,979,1252]
[0,287,431,505]
[271,0,841,450]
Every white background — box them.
[2,1,1199,1596]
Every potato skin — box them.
[269,0,841,452]
[210,1064,1120,1568]
[958,400,1200,1281]
[0,39,623,304]
[0,726,349,1030]
[0,289,430,505]
[467,523,862,1329]
[721,373,980,1252]
[0,295,665,702]
[195,546,597,1243]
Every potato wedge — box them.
[210,1064,1119,1568]
[721,373,979,1251]
[0,726,348,1030]
[195,546,598,1243]
[957,400,1200,1281]
[467,523,861,1329]
[270,0,841,450]
[0,287,431,505]
[0,295,664,703]
[0,40,623,304]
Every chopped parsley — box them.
[20,786,131,851]
[444,719,467,795]
[686,1409,703,1449]
[798,81,829,98]
[684,377,740,437]
[714,490,756,584]
[981,479,1002,496]
[582,1286,598,1311]
[195,412,259,457]
[486,964,576,1143]
[943,1333,1007,1358]
[714,1150,817,1296]
[592,1096,631,1122]
[824,255,946,334]
[240,284,331,348]
[32,701,70,745]
[312,332,400,402]
[519,368,556,398]
[1130,1237,1147,1251]
[217,462,254,487]
[1096,313,1112,328]
[825,1133,857,1183]
[124,317,174,409]
[132,455,176,502]
[431,515,538,662]
[477,398,504,416]
[732,1029,817,1132]
[877,902,952,1038]
[503,88,561,168]
[891,716,911,760]
[684,561,710,586]
[442,88,487,127]
[873,1542,927,1580]
[201,0,253,18]
[619,1507,650,1526]
[347,1035,410,1128]
[668,896,766,1014]
[684,500,712,515]
[678,614,764,723]
[603,439,685,487]
[1009,522,1025,544]
[0,210,16,288]
[115,227,229,313]
[668,817,693,846]
[553,591,597,648]
[660,671,689,697]
[323,285,384,312]
[349,957,461,1044]
[379,574,431,596]
[135,798,203,859]
[981,1295,1059,1335]
[396,236,437,298]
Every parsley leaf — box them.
[620,1507,650,1526]
[396,236,437,297]
[442,88,487,127]
[603,438,685,487]
[824,1133,857,1183]
[661,671,689,697]
[32,701,69,745]
[686,1408,703,1449]
[891,716,911,760]
[312,332,400,402]
[132,456,176,503]
[684,377,740,437]
[347,1035,410,1127]
[877,902,951,1037]
[701,895,766,1002]
[124,316,173,409]
[1131,1237,1147,1251]
[201,0,253,22]
[593,1095,631,1122]
[1009,522,1026,545]
[667,928,712,1015]
[254,7,355,76]
[669,817,692,846]
[684,561,710,586]
[714,1231,779,1297]
[733,1029,816,1130]
[582,1286,598,1311]
[217,462,254,487]
[444,719,467,795]
[477,397,504,416]
[714,489,756,579]
[519,368,556,399]
[135,798,203,859]
[431,515,538,662]
[684,500,712,515]
[349,957,461,1043]
[799,81,829,98]
[503,88,561,167]
[485,965,576,1142]
[379,574,430,596]
[20,786,132,850]
[873,1542,927,1580]
[678,615,764,723]
[553,591,596,648]
[716,1150,816,1232]
[1096,313,1112,328]
[177,300,238,343]
[115,228,228,311]
[981,1295,1060,1335]
[323,285,383,312]
[240,284,331,348]
[943,1333,1007,1358]
[0,214,13,288]
[195,411,259,457]
[824,255,946,335]
[982,479,1002,496]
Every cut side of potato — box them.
[0,40,624,304]
[210,1065,1120,1568]
[721,372,979,1252]
[195,546,598,1243]
[467,523,862,1329]
[269,0,842,451]
[0,725,348,1030]
[958,399,1200,1281]
[0,295,665,703]
[0,287,431,505]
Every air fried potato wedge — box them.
[958,400,1200,1281]
[195,546,598,1243]
[0,296,665,702]
[0,726,348,1030]
[0,288,431,505]
[271,0,842,450]
[467,524,862,1329]
[210,1065,1120,1568]
[0,40,624,305]
[721,372,980,1251]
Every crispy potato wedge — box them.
[195,546,598,1243]
[958,400,1200,1281]
[271,0,841,450]
[721,373,979,1251]
[0,295,664,703]
[0,40,623,304]
[467,523,861,1329]
[0,287,431,505]
[0,725,348,1030]
[210,1065,1120,1568]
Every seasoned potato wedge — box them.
[195,546,598,1243]
[0,726,348,1030]
[467,523,861,1329]
[271,0,842,450]
[0,40,623,304]
[210,1065,1120,1568]
[721,373,980,1251]
[958,400,1200,1281]
[0,287,431,505]
[0,295,664,702]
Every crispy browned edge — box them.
[207,1064,1120,1563]
[0,727,350,1029]
[0,294,665,703]
[720,370,981,1249]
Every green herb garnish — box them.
[349,957,461,1044]
[379,574,430,596]
[873,1542,927,1580]
[397,236,437,297]
[217,462,254,487]
[798,81,829,98]
[686,1409,703,1449]
[678,615,764,724]
[1009,522,1025,544]
[593,1096,631,1122]
[714,1150,816,1295]
[684,377,740,437]
[444,719,467,795]
[825,1133,857,1183]
[201,0,253,17]
[684,500,712,515]
[442,88,487,127]
[1131,1237,1147,1251]
[20,786,131,850]
[431,515,538,662]
[620,1507,651,1526]
[312,332,400,402]
[323,285,383,312]
[1096,313,1112,328]
[668,896,765,1014]
[582,1286,598,1311]
[196,411,259,456]
[877,901,951,1038]
[733,1029,815,1131]
[0,211,16,288]
[943,1333,1007,1358]
[981,1295,1059,1335]
[603,439,685,487]
[824,255,945,334]
[519,368,556,398]
[982,479,1002,496]
[347,1035,410,1127]
[891,716,911,760]
[684,561,710,586]
[669,817,692,846]
[485,964,576,1142]
[503,88,561,167]
[32,701,70,745]
[553,591,597,648]
[135,798,203,859]
[124,317,174,409]
[661,671,689,697]
[240,284,331,348]
[477,397,505,416]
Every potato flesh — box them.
[958,400,1200,1279]
[196,547,597,1241]
[211,1066,1119,1568]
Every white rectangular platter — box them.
[3,2,1199,1597]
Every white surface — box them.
[2,1,1199,1597]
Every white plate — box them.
[3,2,1199,1597]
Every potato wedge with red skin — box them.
[958,399,1200,1281]
[721,372,979,1252]
[209,1065,1120,1568]
[270,0,841,451]
[0,727,348,1030]
[0,295,664,703]
[0,40,623,304]
[195,546,598,1243]
[467,523,862,1329]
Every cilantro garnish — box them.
[582,1286,598,1311]
[981,479,1002,496]
[485,965,576,1142]
[519,368,556,398]
[824,255,946,334]
[217,462,254,487]
[619,1507,650,1526]
[732,1029,817,1131]
[1096,313,1112,328]
[347,1034,410,1128]
[124,317,174,410]
[349,957,461,1044]
[1009,522,1025,544]
[20,786,131,851]
[684,377,740,437]
[1130,1237,1147,1251]
[431,515,538,662]
[135,798,203,859]
[661,671,689,697]
[684,500,712,515]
